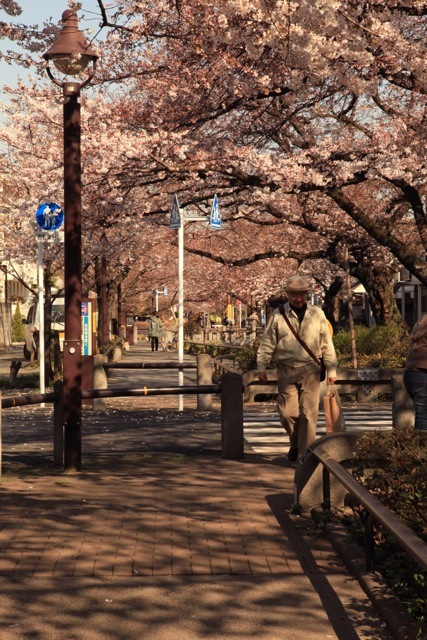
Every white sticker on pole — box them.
[209,193,221,230]
[169,195,181,229]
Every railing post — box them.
[221,372,244,459]
[391,372,414,429]
[322,467,331,510]
[53,380,64,467]
[197,354,212,411]
[365,512,375,572]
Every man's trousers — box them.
[276,361,320,456]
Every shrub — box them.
[349,429,427,634]
[12,302,25,342]
[333,323,410,368]
[186,320,411,371]
[185,342,221,358]
[352,428,427,536]
[235,343,258,372]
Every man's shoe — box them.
[288,447,298,462]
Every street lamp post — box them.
[44,10,98,470]
[170,196,220,410]
[169,196,216,411]
[100,233,109,348]
[154,285,168,312]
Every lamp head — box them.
[43,10,98,76]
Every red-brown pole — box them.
[101,254,108,347]
[118,282,123,336]
[62,81,82,470]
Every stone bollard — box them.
[295,433,360,513]
[197,353,213,411]
[221,372,244,459]
[391,373,414,430]
[93,354,108,411]
[111,346,122,362]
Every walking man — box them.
[257,275,337,462]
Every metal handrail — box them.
[2,392,59,409]
[311,444,427,572]
[82,385,220,399]
[103,361,196,369]
[186,341,247,351]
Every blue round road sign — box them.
[36,203,64,231]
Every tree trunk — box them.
[322,276,344,329]
[352,265,402,326]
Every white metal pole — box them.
[37,238,45,398]
[155,289,159,312]
[178,217,185,410]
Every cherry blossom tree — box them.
[4,0,427,325]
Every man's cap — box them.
[285,275,310,292]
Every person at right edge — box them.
[404,314,427,430]
[257,275,338,462]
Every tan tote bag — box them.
[323,384,346,434]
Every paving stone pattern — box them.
[0,343,395,639]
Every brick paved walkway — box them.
[0,343,395,639]
[0,454,303,579]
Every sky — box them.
[1,1,103,87]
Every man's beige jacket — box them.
[257,303,338,377]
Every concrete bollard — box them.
[111,346,122,362]
[295,433,360,513]
[53,380,64,467]
[197,354,213,411]
[391,373,414,430]
[93,354,108,411]
[221,372,244,459]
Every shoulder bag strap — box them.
[278,304,321,366]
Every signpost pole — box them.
[37,237,45,398]
[178,220,184,411]
[34,203,64,402]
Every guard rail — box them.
[311,443,427,572]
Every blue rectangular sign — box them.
[169,195,181,229]
[209,193,221,230]
[81,301,91,355]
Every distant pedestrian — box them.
[248,311,260,343]
[148,313,163,352]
